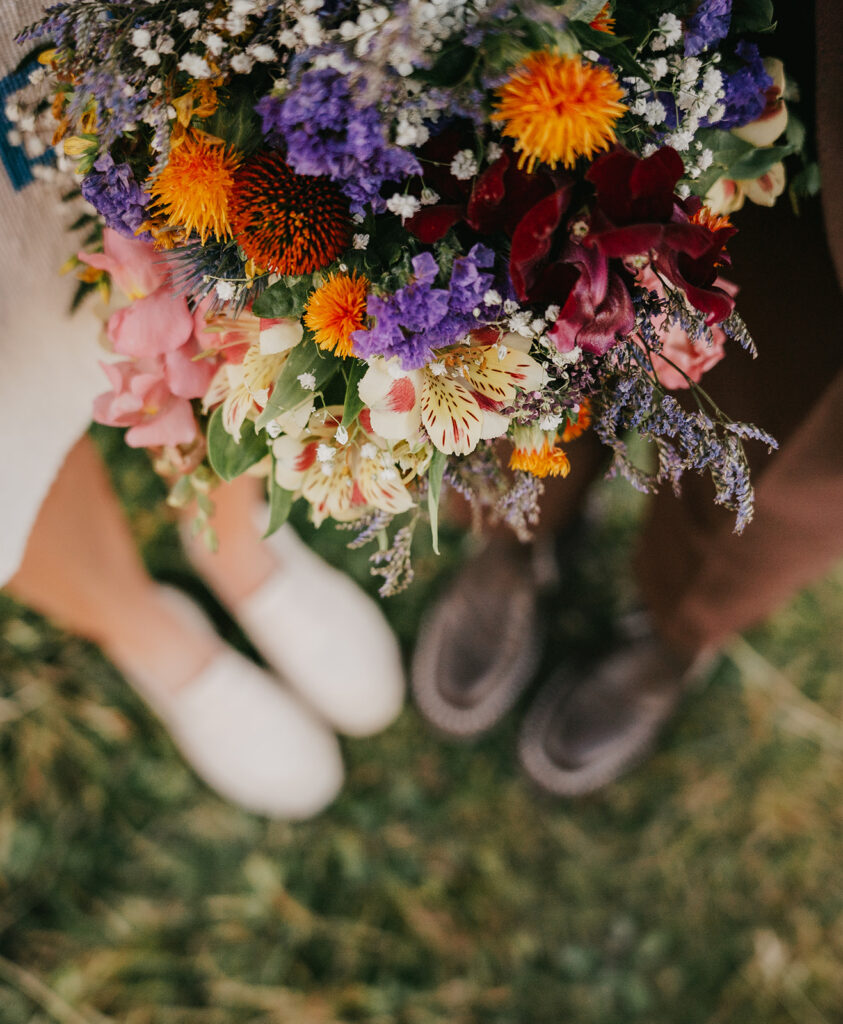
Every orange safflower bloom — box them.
[304,272,369,357]
[493,52,627,172]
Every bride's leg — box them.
[183,472,277,607]
[6,434,218,696]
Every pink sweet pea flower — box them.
[77,228,167,300]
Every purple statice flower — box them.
[352,246,496,369]
[81,154,151,240]
[255,69,421,214]
[684,0,732,56]
[713,41,773,129]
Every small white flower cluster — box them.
[394,106,431,148]
[130,24,176,69]
[649,13,683,52]
[623,29,727,182]
[450,149,478,181]
[334,0,477,78]
[386,193,421,222]
[276,0,327,53]
[494,301,561,349]
[175,1,280,77]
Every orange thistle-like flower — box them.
[590,3,616,33]
[509,427,571,479]
[304,271,369,357]
[229,151,351,275]
[561,400,592,442]
[493,51,627,172]
[147,132,239,243]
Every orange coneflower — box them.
[509,426,571,478]
[304,271,369,357]
[493,51,627,172]
[147,131,240,243]
[229,151,351,275]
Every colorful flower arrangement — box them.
[16,0,810,593]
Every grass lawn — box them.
[0,425,841,1024]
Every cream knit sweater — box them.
[0,0,104,584]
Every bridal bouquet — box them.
[17,0,807,592]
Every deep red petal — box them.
[405,205,465,243]
[509,187,571,300]
[628,147,684,221]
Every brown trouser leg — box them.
[635,193,843,656]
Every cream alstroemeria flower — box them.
[358,334,545,457]
[273,406,414,526]
[200,310,304,441]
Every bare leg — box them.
[6,435,218,695]
[181,473,278,608]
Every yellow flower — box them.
[509,426,571,478]
[147,131,240,244]
[493,51,627,172]
[304,272,369,357]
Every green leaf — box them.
[341,362,367,429]
[731,0,775,34]
[202,84,262,154]
[251,277,310,319]
[417,43,476,87]
[255,336,340,429]
[725,144,792,182]
[786,113,806,153]
[790,162,821,199]
[264,467,294,539]
[207,407,269,481]
[568,22,649,80]
[426,449,447,557]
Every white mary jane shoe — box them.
[116,586,344,820]
[234,523,405,738]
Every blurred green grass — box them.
[0,426,840,1024]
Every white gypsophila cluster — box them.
[386,193,421,221]
[623,34,726,180]
[171,0,280,77]
[504,304,555,342]
[450,149,479,180]
[650,12,683,51]
[335,0,479,78]
[395,105,431,148]
[4,73,79,188]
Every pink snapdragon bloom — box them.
[637,268,736,390]
[107,288,195,357]
[93,337,216,447]
[90,232,219,446]
[77,227,167,299]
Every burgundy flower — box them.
[548,240,635,356]
[586,147,711,259]
[586,147,737,323]
[405,135,559,244]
